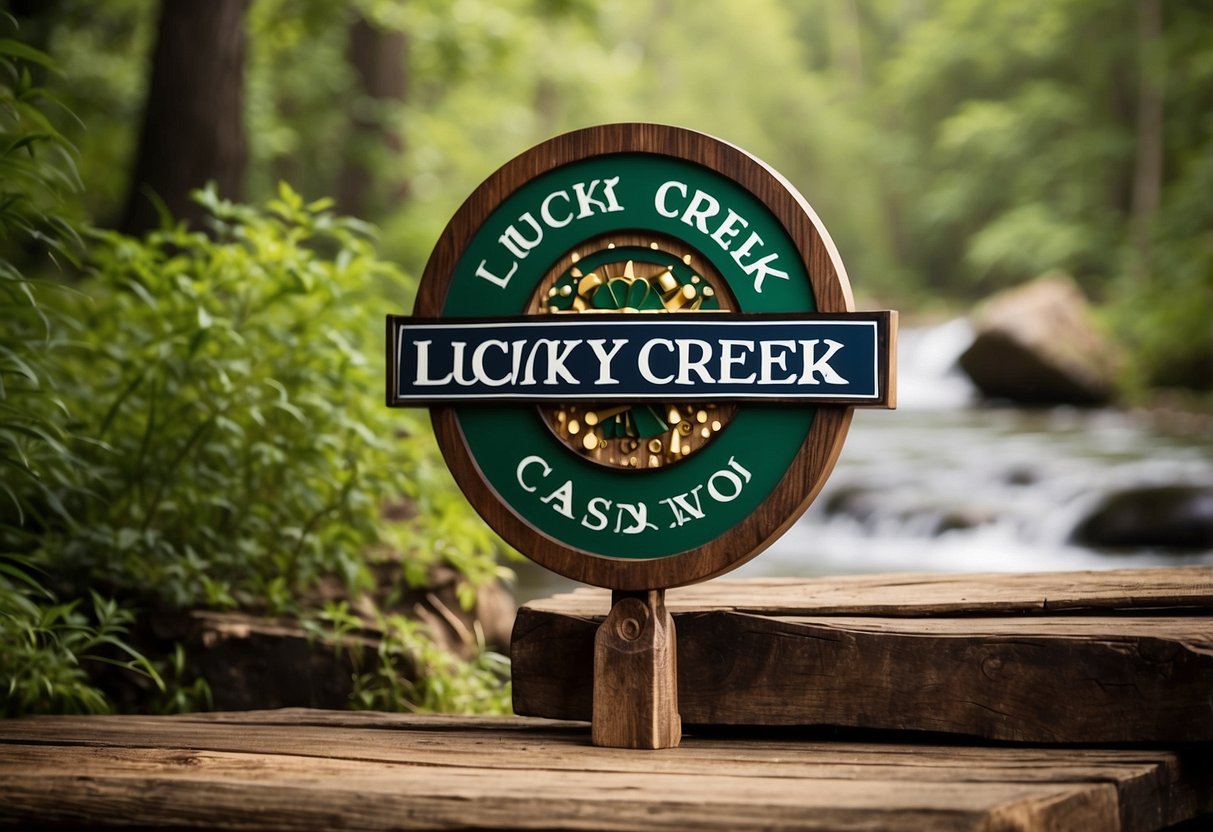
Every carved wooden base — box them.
[592,589,681,749]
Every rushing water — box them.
[514,321,1213,601]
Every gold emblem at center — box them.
[526,233,737,470]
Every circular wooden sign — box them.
[410,123,869,590]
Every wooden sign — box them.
[389,123,897,748]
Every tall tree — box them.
[120,0,250,234]
[1130,0,1163,280]
[335,16,408,218]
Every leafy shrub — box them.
[1110,145,1213,394]
[45,184,507,616]
[307,599,511,715]
[357,612,512,715]
[2,31,510,714]
[0,35,160,715]
[0,37,85,543]
[0,561,161,716]
[33,184,512,714]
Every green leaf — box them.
[0,39,56,69]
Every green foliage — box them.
[32,0,156,224]
[305,599,511,714]
[0,31,85,549]
[149,643,212,714]
[1,559,163,716]
[1111,143,1213,391]
[355,612,511,714]
[2,20,511,716]
[0,30,162,717]
[874,0,1134,295]
[47,183,506,616]
[0,561,111,715]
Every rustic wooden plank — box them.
[512,607,1213,743]
[0,713,1182,781]
[1,712,1208,831]
[0,749,1120,832]
[529,567,1213,617]
[161,707,579,732]
[0,716,1160,832]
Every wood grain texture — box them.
[530,566,1213,617]
[592,590,681,749]
[415,123,862,590]
[2,711,1209,831]
[512,568,1213,744]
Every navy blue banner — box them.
[388,314,893,405]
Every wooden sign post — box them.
[593,590,680,749]
[387,124,896,749]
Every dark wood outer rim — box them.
[415,123,856,590]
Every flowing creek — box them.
[514,321,1213,601]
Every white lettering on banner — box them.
[573,177,625,218]
[661,457,753,527]
[654,181,686,218]
[719,340,756,384]
[637,339,675,385]
[515,454,756,535]
[471,339,510,387]
[614,502,657,534]
[675,339,713,385]
[586,339,627,385]
[710,209,749,250]
[477,177,624,289]
[474,259,517,289]
[411,335,851,389]
[681,189,720,233]
[759,340,796,384]
[797,339,849,384]
[413,340,452,386]
[543,339,581,385]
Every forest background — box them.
[2,0,1211,716]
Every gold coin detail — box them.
[528,233,737,470]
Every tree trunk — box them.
[120,0,250,235]
[335,17,408,219]
[830,0,865,89]
[1130,0,1163,280]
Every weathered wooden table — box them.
[2,709,1210,831]
[2,566,1210,831]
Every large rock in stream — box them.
[1071,485,1213,550]
[958,274,1119,405]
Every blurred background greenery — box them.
[1,0,1210,716]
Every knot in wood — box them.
[611,597,651,642]
[980,655,1004,680]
